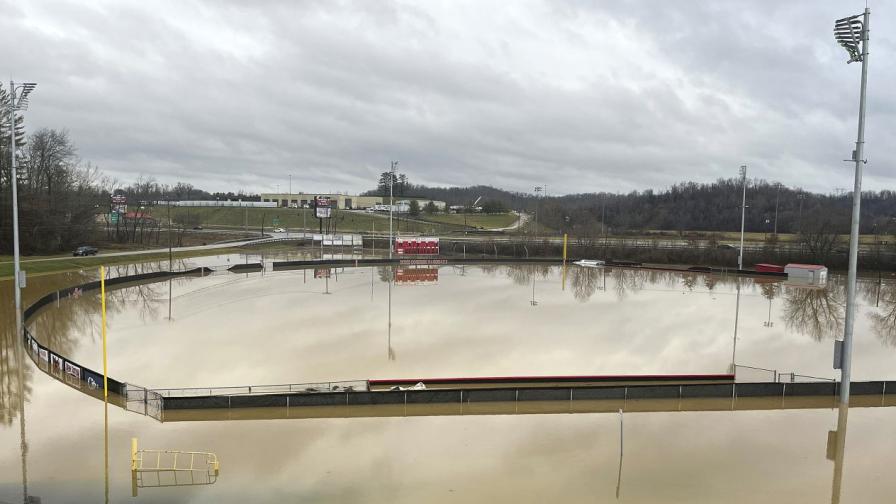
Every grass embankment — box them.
[166,207,520,234]
[0,246,255,279]
[640,229,895,244]
[415,213,518,229]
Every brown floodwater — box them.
[2,252,896,502]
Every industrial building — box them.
[259,193,445,211]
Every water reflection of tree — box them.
[612,268,648,301]
[1,283,32,425]
[783,285,845,341]
[867,283,896,347]
[759,281,782,301]
[505,264,552,286]
[2,260,187,422]
[30,261,177,355]
[569,266,601,302]
[564,267,765,302]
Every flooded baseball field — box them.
[2,251,895,502]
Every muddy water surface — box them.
[2,254,895,502]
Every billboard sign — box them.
[315,196,332,219]
[111,194,127,214]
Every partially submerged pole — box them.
[100,266,109,398]
[839,7,871,406]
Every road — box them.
[492,211,529,231]
[3,227,886,267]
[0,237,269,266]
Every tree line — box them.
[398,178,896,236]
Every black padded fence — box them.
[20,260,895,424]
[22,267,214,419]
[163,381,896,413]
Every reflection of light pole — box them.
[616,409,624,499]
[738,165,747,271]
[167,198,173,320]
[388,273,395,360]
[530,277,538,306]
[829,403,849,504]
[834,8,871,406]
[16,354,29,503]
[8,80,36,353]
[763,296,774,328]
[730,279,741,374]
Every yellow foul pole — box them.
[563,233,568,264]
[100,266,108,398]
[562,233,568,291]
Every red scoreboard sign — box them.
[394,237,439,255]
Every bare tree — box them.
[798,218,843,264]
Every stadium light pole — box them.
[389,161,397,259]
[7,81,36,346]
[834,8,871,406]
[738,165,747,271]
[8,80,35,504]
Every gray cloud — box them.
[2,0,892,195]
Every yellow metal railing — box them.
[131,438,219,497]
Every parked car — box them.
[72,246,98,256]
[273,227,286,233]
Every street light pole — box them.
[738,165,747,271]
[835,8,871,405]
[287,174,292,238]
[389,161,397,259]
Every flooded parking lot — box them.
[2,254,896,502]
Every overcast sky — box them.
[3,1,893,196]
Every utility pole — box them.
[287,174,292,238]
[773,183,780,235]
[602,196,607,247]
[534,186,543,241]
[738,165,747,271]
[389,161,397,259]
[167,200,172,268]
[834,8,871,405]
